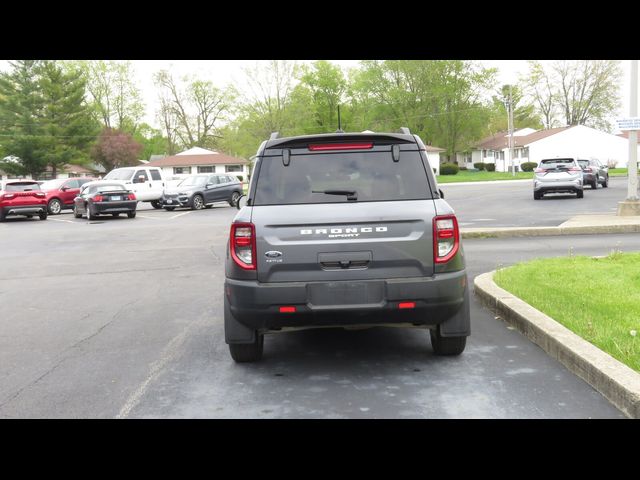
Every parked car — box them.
[40,177,95,214]
[0,180,48,221]
[73,181,137,220]
[224,129,470,362]
[159,174,243,211]
[102,166,164,208]
[577,158,609,189]
[533,158,584,200]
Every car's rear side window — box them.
[253,151,432,205]
[150,169,162,181]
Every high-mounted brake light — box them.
[279,306,296,313]
[433,215,460,264]
[230,222,256,270]
[398,302,416,309]
[308,143,373,151]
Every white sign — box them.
[617,117,640,131]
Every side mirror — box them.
[236,195,248,210]
[206,183,214,189]
[60,186,69,192]
[439,189,445,199]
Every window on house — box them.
[225,165,242,173]
[522,147,529,158]
[198,166,214,173]
[173,167,191,175]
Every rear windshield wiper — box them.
[312,189,358,201]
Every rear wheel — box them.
[39,211,47,220]
[73,205,82,218]
[430,329,466,356]
[533,191,541,200]
[592,179,598,189]
[229,336,264,363]
[86,204,96,220]
[191,194,204,210]
[48,198,62,215]
[127,211,136,218]
[577,189,584,198]
[229,191,241,207]
[0,209,5,222]
[164,207,176,211]
[150,200,161,209]
[603,175,609,188]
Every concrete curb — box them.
[461,223,640,239]
[474,271,640,418]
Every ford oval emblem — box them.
[265,251,283,259]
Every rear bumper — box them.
[92,201,137,213]
[1,205,46,216]
[534,178,582,193]
[225,270,470,335]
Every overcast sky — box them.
[0,59,634,132]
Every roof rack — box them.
[397,127,411,135]
[269,132,280,140]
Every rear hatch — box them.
[249,139,437,283]
[2,182,45,206]
[537,158,580,180]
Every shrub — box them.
[607,159,618,168]
[440,163,459,175]
[521,162,537,172]
[460,166,467,171]
[486,163,496,172]
[473,162,486,171]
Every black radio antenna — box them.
[336,105,344,133]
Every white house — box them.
[146,147,250,182]
[464,125,633,172]
[425,145,445,175]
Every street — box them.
[0,182,636,418]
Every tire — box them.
[112,213,120,218]
[603,175,609,188]
[48,198,62,215]
[164,207,176,212]
[229,336,264,363]
[39,211,47,220]
[533,191,541,200]
[86,203,96,220]
[430,328,466,356]
[229,191,240,207]
[592,179,598,189]
[0,209,5,222]
[577,189,584,199]
[73,205,82,218]
[204,205,213,209]
[127,211,136,218]
[150,200,162,209]
[26,215,33,219]
[191,194,204,210]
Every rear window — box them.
[5,182,41,192]
[150,169,162,181]
[540,158,575,168]
[577,160,589,168]
[104,169,134,181]
[253,151,432,205]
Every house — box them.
[463,125,632,172]
[146,147,250,182]
[0,163,105,181]
[425,145,445,175]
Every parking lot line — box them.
[136,214,163,220]
[48,218,79,224]
[169,211,193,220]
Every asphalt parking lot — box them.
[0,182,635,418]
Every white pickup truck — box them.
[103,166,166,208]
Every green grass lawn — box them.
[610,168,629,176]
[436,170,534,183]
[494,252,640,372]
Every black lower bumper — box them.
[93,201,137,213]
[224,271,470,339]
[1,205,46,216]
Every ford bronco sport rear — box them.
[224,129,470,362]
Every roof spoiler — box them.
[397,127,411,135]
[270,132,280,140]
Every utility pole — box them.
[617,60,640,216]
[505,86,515,176]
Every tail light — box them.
[534,168,547,175]
[433,215,460,264]
[128,193,136,200]
[582,167,592,173]
[93,195,104,202]
[230,222,256,270]
[568,167,582,173]
[34,192,45,197]
[2,193,15,200]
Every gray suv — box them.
[224,129,470,362]
[160,174,243,210]
[533,158,584,200]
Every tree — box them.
[132,123,169,160]
[295,61,347,132]
[153,70,236,150]
[74,60,145,133]
[91,128,143,171]
[37,61,100,178]
[0,60,47,177]
[523,60,622,131]
[486,84,543,134]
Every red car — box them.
[39,177,95,214]
[0,180,48,222]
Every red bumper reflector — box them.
[398,302,415,309]
[279,306,296,313]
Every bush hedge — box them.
[473,162,486,171]
[521,162,537,172]
[440,163,459,175]
[486,163,496,172]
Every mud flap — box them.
[224,297,257,344]
[439,284,471,337]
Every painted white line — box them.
[169,211,193,220]
[136,215,163,220]
[470,218,497,222]
[48,218,78,224]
